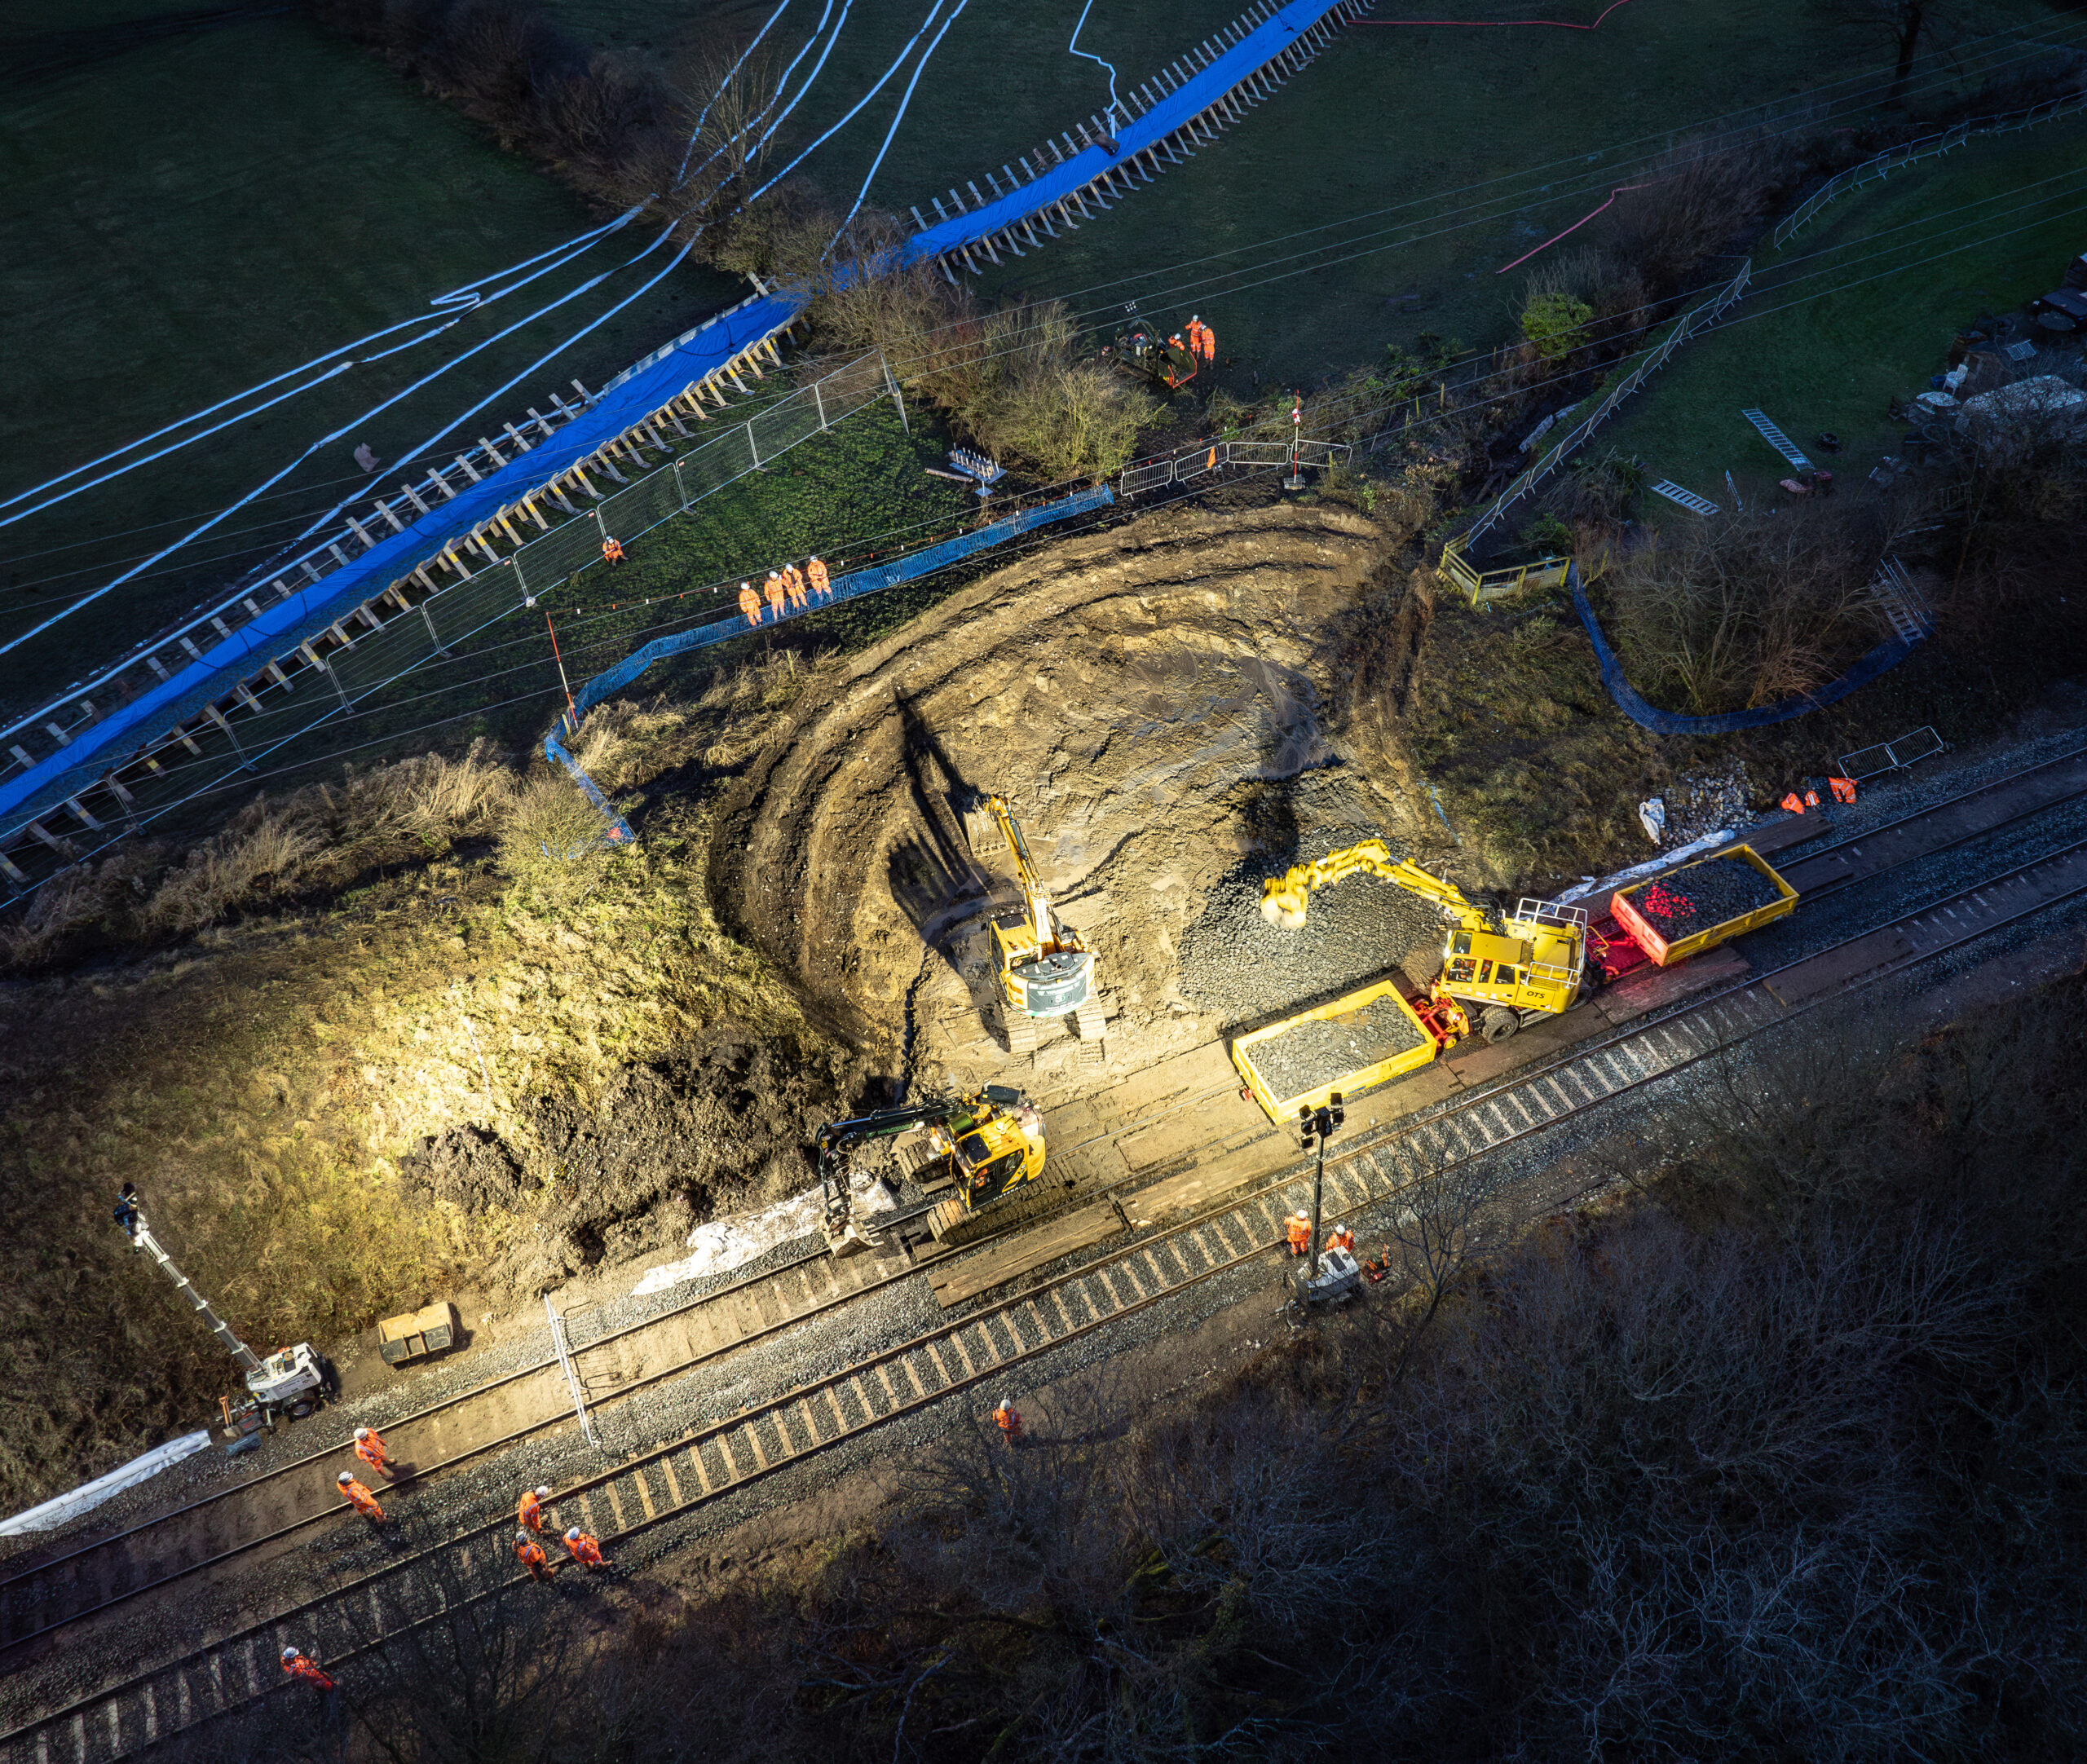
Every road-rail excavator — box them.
[969,793,1106,1058]
[1260,838,1589,1043]
[815,1086,1057,1255]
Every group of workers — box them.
[516,1483,613,1579]
[1180,315,1217,364]
[739,556,832,628]
[1285,1215,1357,1259]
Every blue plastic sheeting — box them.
[1572,565,1924,734]
[543,720,638,851]
[542,485,1113,851]
[568,484,1113,723]
[0,293,806,827]
[890,0,1352,272]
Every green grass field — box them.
[0,0,743,701]
[0,0,2061,728]
[713,0,2056,388]
[1592,110,2087,514]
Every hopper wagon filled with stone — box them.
[1594,845,1798,977]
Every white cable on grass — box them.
[831,0,971,246]
[675,0,796,183]
[1066,0,1120,124]
[750,0,854,157]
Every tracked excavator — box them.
[816,1086,1056,1255]
[1260,838,1590,1043]
[1106,324,1198,391]
[969,794,1105,1059]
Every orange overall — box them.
[284,1655,335,1691]
[340,1478,385,1522]
[566,1532,610,1569]
[807,556,831,600]
[516,1538,557,1581]
[739,583,763,627]
[994,1402,1024,1444]
[518,1489,549,1533]
[764,575,787,620]
[354,1430,391,1476]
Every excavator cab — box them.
[970,792,1105,1058]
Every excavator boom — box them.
[1260,838,1485,933]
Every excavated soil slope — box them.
[712,504,1448,1097]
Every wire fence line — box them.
[0,348,903,896]
[1119,436,1352,496]
[1460,259,1754,551]
[1772,88,2087,249]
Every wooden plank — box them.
[929,1201,1125,1308]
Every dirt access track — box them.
[710,502,1435,1105]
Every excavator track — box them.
[927,1179,1074,1247]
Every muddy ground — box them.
[710,502,1467,1106]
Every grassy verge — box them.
[1592,111,2087,514]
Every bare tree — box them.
[1813,0,1963,102]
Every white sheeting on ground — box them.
[0,1430,212,1536]
[630,1175,894,1297]
[1551,822,1745,907]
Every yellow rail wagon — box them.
[1232,980,1450,1119]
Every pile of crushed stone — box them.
[1243,994,1428,1102]
[1628,857,1781,938]
[1177,825,1445,1025]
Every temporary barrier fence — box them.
[1772,89,2087,249]
[1839,725,1947,780]
[543,486,1118,846]
[0,349,902,897]
[1458,259,1754,555]
[1438,536,1572,607]
[1119,436,1351,497]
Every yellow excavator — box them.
[973,794,1105,1059]
[816,1086,1051,1255]
[1260,838,1589,1043]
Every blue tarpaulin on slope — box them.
[0,293,806,826]
[567,484,1114,723]
[543,487,1114,849]
[1572,564,1924,734]
[889,0,1350,271]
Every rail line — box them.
[8,819,2087,1763]
[15,739,2075,1652]
[0,756,2078,1744]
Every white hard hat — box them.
[337,1471,353,1484]
[354,1427,370,1440]
[534,1485,551,1499]
[565,1527,582,1541]
[283,1646,300,1660]
[517,1528,531,1542]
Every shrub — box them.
[1521,290,1595,360]
[1606,507,1889,712]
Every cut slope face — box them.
[711,504,1402,1092]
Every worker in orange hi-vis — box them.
[515,1530,558,1581]
[518,1485,553,1534]
[281,1647,335,1691]
[993,1397,1024,1446]
[764,572,788,620]
[1201,321,1216,363]
[1828,776,1858,804]
[336,1471,385,1523]
[563,1526,611,1570]
[602,535,626,567]
[1324,1224,1356,1257]
[738,581,762,627]
[784,564,807,611]
[353,1426,392,1479]
[1286,1212,1312,1257]
[806,556,831,601]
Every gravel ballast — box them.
[1179,826,1442,1024]
[1628,857,1780,940]
[1243,996,1427,1102]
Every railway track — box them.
[7,778,2087,1761]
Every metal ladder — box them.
[1649,480,1719,514]
[1741,408,1812,470]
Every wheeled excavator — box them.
[970,794,1105,1058]
[815,1087,1053,1254]
[1260,838,1590,1043]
